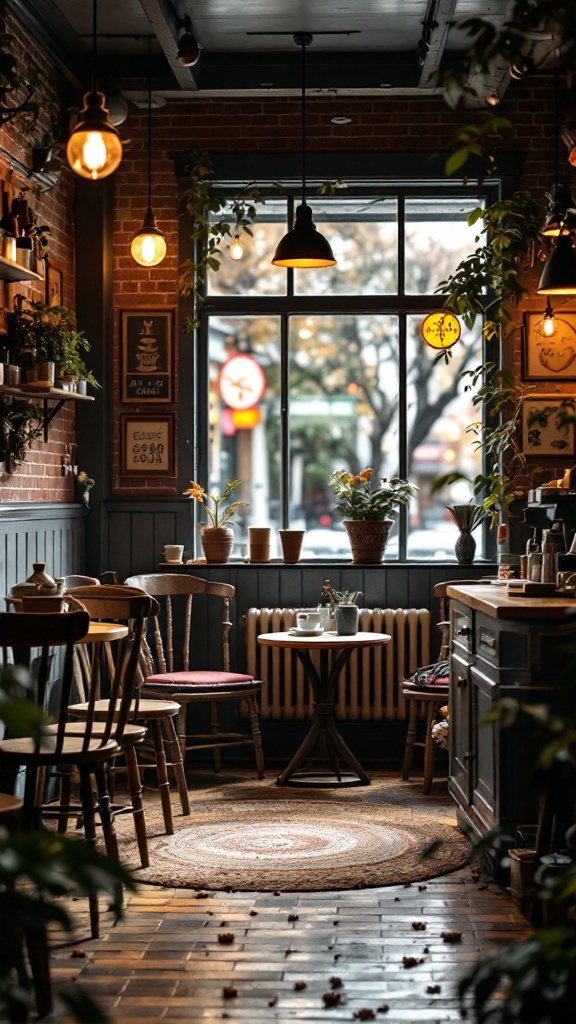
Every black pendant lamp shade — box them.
[537,233,576,294]
[272,34,336,269]
[66,0,122,180]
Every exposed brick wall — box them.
[0,7,77,502]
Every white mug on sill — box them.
[164,544,184,564]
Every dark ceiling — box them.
[17,0,515,105]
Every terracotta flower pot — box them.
[343,518,394,564]
[201,526,234,563]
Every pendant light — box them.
[131,70,167,267]
[271,34,336,269]
[538,73,576,295]
[542,297,556,336]
[66,0,123,180]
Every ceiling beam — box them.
[138,0,198,90]
[418,0,458,90]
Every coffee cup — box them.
[164,544,184,564]
[248,526,271,562]
[296,611,322,632]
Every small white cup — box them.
[164,544,184,563]
[296,611,322,632]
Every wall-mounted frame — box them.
[523,311,576,380]
[121,414,175,475]
[521,395,576,458]
[121,308,174,403]
[45,259,63,306]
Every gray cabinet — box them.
[447,585,576,842]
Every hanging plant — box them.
[0,401,43,471]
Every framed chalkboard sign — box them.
[121,414,175,475]
[121,308,174,402]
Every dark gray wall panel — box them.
[0,504,86,596]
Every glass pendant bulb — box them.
[230,235,244,260]
[131,207,167,266]
[542,298,556,336]
[66,90,123,179]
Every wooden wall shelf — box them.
[0,384,94,441]
[0,255,43,283]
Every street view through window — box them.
[202,190,485,560]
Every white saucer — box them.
[165,559,183,564]
[289,626,324,637]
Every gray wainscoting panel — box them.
[102,500,194,581]
[0,503,86,596]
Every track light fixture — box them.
[177,16,201,67]
[272,34,336,269]
[66,0,122,180]
[131,70,166,267]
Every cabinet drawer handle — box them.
[457,675,467,688]
[456,626,471,637]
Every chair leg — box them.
[93,763,123,916]
[56,765,74,833]
[124,744,150,867]
[245,696,265,779]
[177,705,187,763]
[78,766,99,939]
[163,716,191,816]
[152,720,174,835]
[402,698,419,781]
[24,926,52,1018]
[210,700,221,772]
[422,702,437,796]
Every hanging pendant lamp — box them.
[272,34,336,269]
[66,0,123,180]
[537,233,576,294]
[131,72,167,267]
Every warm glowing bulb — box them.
[486,90,500,106]
[230,235,244,260]
[131,227,167,267]
[82,131,107,176]
[543,314,556,336]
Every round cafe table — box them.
[257,629,390,788]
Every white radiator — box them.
[245,607,430,722]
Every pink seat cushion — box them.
[142,671,260,694]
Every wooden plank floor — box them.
[48,774,532,1022]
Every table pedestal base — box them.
[278,771,366,789]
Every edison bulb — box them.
[131,229,167,267]
[543,314,556,336]
[230,235,244,260]
[66,91,123,180]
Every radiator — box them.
[245,607,430,722]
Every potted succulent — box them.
[183,478,249,563]
[329,468,418,564]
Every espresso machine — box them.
[524,485,576,570]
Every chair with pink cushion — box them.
[124,573,265,778]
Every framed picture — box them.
[121,415,175,475]
[523,311,576,380]
[121,308,174,402]
[45,259,63,307]
[521,395,576,457]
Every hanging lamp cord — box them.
[147,69,152,210]
[300,35,307,208]
[91,0,98,94]
[554,70,559,187]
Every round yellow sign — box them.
[420,311,462,350]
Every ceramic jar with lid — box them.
[26,562,58,594]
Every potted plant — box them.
[329,468,418,564]
[183,478,249,563]
[5,302,99,389]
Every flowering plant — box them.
[329,468,418,521]
[321,581,362,607]
[183,478,249,528]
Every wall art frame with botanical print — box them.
[121,414,175,475]
[45,259,63,307]
[523,311,576,380]
[521,395,576,458]
[121,307,174,403]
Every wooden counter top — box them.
[446,584,576,620]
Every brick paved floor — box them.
[49,774,532,1022]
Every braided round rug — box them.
[116,792,470,891]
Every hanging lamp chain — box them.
[91,0,98,94]
[554,69,559,188]
[147,69,152,210]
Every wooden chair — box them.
[66,585,191,837]
[401,579,482,794]
[62,574,100,590]
[0,605,147,938]
[124,573,265,778]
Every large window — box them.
[198,186,488,560]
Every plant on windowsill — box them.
[329,468,418,564]
[183,478,249,563]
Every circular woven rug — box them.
[116,798,469,891]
